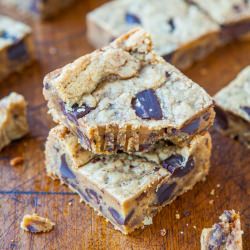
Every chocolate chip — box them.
[7,41,28,61]
[165,71,171,78]
[125,13,141,24]
[132,89,163,120]
[60,154,76,180]
[163,53,173,63]
[240,106,250,116]
[162,154,185,174]
[172,157,195,178]
[26,225,39,233]
[167,18,175,32]
[85,188,100,204]
[108,207,134,225]
[156,182,176,205]
[181,117,200,134]
[44,82,50,90]
[0,31,17,41]
[214,106,229,130]
[209,224,226,248]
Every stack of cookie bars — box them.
[43,28,215,234]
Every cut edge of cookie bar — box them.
[86,0,221,70]
[214,66,250,148]
[201,210,243,250]
[0,92,29,151]
[43,28,214,154]
[45,125,212,234]
[0,15,35,81]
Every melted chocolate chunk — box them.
[181,117,200,134]
[8,41,28,61]
[168,18,175,32]
[214,106,229,130]
[60,154,76,180]
[108,208,134,225]
[162,154,185,174]
[85,188,100,204]
[156,182,176,205]
[125,13,141,24]
[240,106,250,116]
[132,89,163,120]
[172,157,195,178]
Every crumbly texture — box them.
[0,15,34,80]
[87,0,220,69]
[44,28,214,154]
[21,214,55,233]
[45,125,211,234]
[192,0,250,25]
[0,0,76,19]
[214,66,250,148]
[201,210,243,250]
[0,92,29,151]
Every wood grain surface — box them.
[0,1,250,249]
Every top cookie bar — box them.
[43,28,214,154]
[87,0,220,69]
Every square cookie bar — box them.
[0,0,76,19]
[0,15,34,81]
[201,210,243,250]
[0,92,29,151]
[214,66,250,148]
[87,0,220,69]
[191,0,250,42]
[43,28,215,154]
[46,125,212,234]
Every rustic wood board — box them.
[0,1,250,249]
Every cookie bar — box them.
[214,66,250,148]
[0,15,34,81]
[0,92,29,151]
[201,210,243,250]
[87,0,220,69]
[0,0,76,19]
[43,28,215,154]
[191,0,250,42]
[45,125,211,234]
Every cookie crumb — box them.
[210,189,215,195]
[160,228,167,237]
[180,231,184,235]
[216,184,221,188]
[193,225,197,229]
[186,223,189,227]
[209,199,214,205]
[175,213,180,219]
[21,214,55,233]
[10,156,24,166]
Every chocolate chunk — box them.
[214,106,229,130]
[85,188,100,204]
[167,18,175,32]
[44,82,50,90]
[8,41,28,61]
[156,182,176,205]
[172,157,195,178]
[162,154,185,174]
[209,224,226,248]
[60,154,76,180]
[70,182,89,202]
[181,117,200,134]
[125,13,141,24]
[108,207,134,225]
[240,106,250,116]
[163,53,173,63]
[0,31,17,41]
[132,89,163,120]
[165,71,171,78]
[26,225,39,233]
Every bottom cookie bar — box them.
[45,125,211,234]
[201,210,243,250]
[0,92,29,151]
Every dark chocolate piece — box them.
[181,117,200,134]
[0,31,17,41]
[7,41,28,61]
[163,53,173,63]
[26,225,39,233]
[156,182,176,205]
[172,157,195,178]
[131,89,163,120]
[167,18,175,32]
[60,154,76,180]
[108,207,134,225]
[165,71,171,78]
[162,154,185,174]
[214,106,229,130]
[208,224,226,249]
[86,188,100,204]
[240,106,250,116]
[125,13,141,24]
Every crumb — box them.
[175,213,180,219]
[209,199,214,205]
[193,225,197,229]
[200,68,208,75]
[180,231,184,235]
[21,214,55,233]
[143,216,153,226]
[160,228,167,237]
[210,189,215,195]
[216,184,221,188]
[10,156,24,166]
[186,223,189,227]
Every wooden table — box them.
[0,1,249,249]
